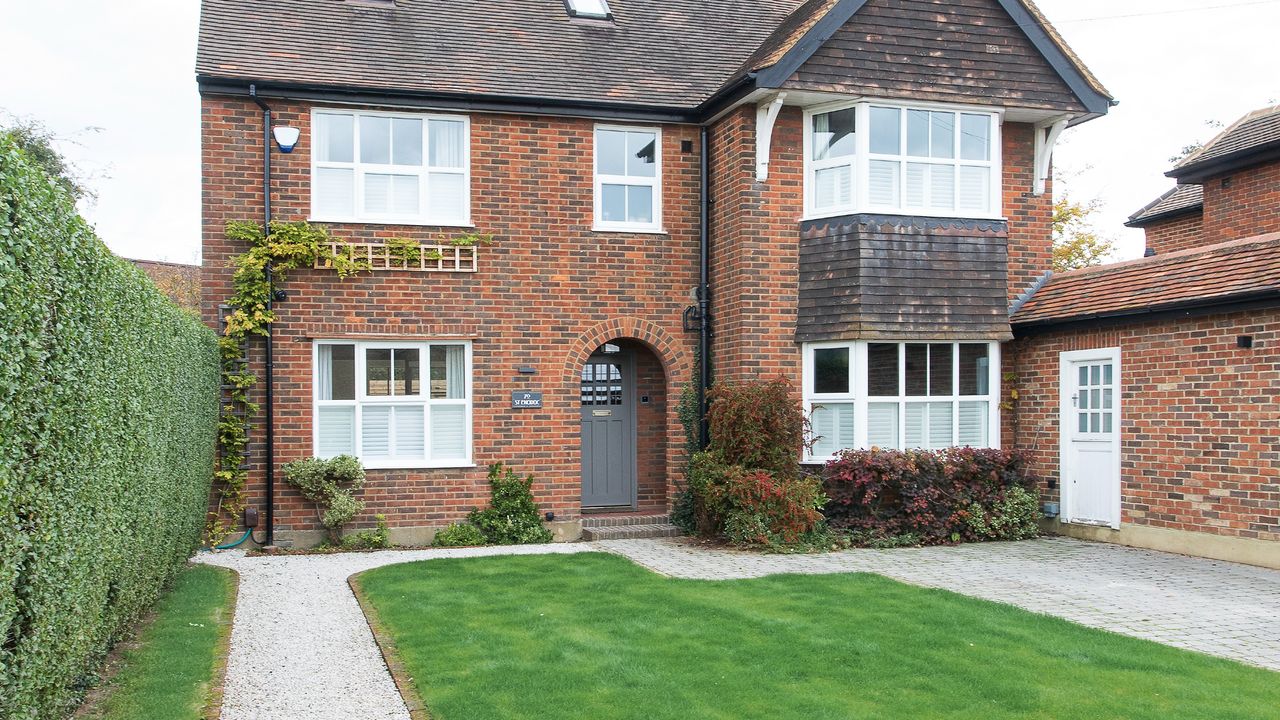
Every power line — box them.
[1053,0,1280,26]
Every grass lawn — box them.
[79,564,237,720]
[354,553,1278,720]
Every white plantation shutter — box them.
[317,406,355,456]
[431,405,466,458]
[930,165,955,211]
[927,401,953,449]
[813,166,851,210]
[867,160,899,207]
[428,173,465,222]
[905,163,927,208]
[904,402,926,449]
[958,401,988,447]
[811,403,854,458]
[315,168,354,217]
[394,406,426,457]
[958,166,989,214]
[361,405,392,458]
[866,403,898,449]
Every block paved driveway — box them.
[197,536,1279,719]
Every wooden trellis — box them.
[315,241,478,272]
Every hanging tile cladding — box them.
[797,215,1012,342]
[785,0,1086,112]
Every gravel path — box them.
[196,537,1280,718]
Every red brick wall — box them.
[1004,122,1054,301]
[626,340,669,512]
[708,106,804,384]
[1142,212,1204,255]
[202,97,697,536]
[1201,161,1280,243]
[1007,309,1280,543]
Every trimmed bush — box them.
[467,463,553,545]
[432,522,487,548]
[280,455,367,545]
[0,136,219,719]
[686,377,826,548]
[823,448,1038,545]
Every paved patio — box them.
[197,537,1280,719]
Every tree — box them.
[1052,195,1115,272]
[0,115,93,200]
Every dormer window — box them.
[566,0,612,20]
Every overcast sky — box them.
[1,0,1277,264]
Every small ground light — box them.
[545,512,555,521]
[1237,336,1254,349]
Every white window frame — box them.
[802,100,1003,221]
[312,340,474,469]
[593,124,663,233]
[310,108,472,227]
[802,340,1001,463]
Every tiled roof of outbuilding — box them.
[1011,233,1280,327]
[1170,105,1280,181]
[1125,184,1203,227]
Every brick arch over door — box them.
[563,317,689,387]
[565,317,691,512]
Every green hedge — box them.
[0,136,220,719]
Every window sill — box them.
[360,461,477,471]
[308,216,475,229]
[800,209,1007,223]
[591,224,667,235]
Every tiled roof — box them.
[1011,233,1280,327]
[196,0,802,110]
[196,0,1108,114]
[1170,105,1280,180]
[1125,184,1203,227]
[128,259,202,313]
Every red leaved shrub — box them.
[705,376,808,478]
[823,447,1035,544]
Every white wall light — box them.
[272,126,301,153]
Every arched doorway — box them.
[578,339,668,512]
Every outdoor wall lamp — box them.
[272,126,301,153]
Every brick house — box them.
[197,0,1114,546]
[1008,106,1280,569]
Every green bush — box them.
[468,463,553,545]
[965,486,1041,541]
[704,376,808,477]
[0,135,219,719]
[342,514,392,550]
[432,522,487,548]
[280,455,367,545]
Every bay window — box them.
[803,341,1000,462]
[314,340,472,468]
[311,109,470,225]
[594,125,661,231]
[804,102,1000,219]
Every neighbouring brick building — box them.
[1009,106,1280,568]
[197,0,1122,547]
[128,258,202,314]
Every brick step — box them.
[581,523,682,541]
[581,514,669,528]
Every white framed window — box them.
[311,109,470,226]
[565,0,612,19]
[594,125,661,232]
[803,340,1000,463]
[803,101,1001,220]
[313,340,473,469]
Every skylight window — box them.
[566,0,612,20]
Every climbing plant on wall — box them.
[209,220,366,541]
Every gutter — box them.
[697,125,712,450]
[1168,144,1280,184]
[248,84,276,547]
[1011,290,1280,336]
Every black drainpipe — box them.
[697,125,712,450]
[249,84,275,547]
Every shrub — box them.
[965,486,1040,541]
[432,522,487,548]
[342,514,392,550]
[0,136,220,719]
[281,455,367,545]
[468,463,553,545]
[712,468,827,548]
[705,376,807,477]
[685,379,826,548]
[823,447,1037,545]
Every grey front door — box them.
[580,353,636,508]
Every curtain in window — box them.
[429,120,464,168]
[446,345,465,398]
